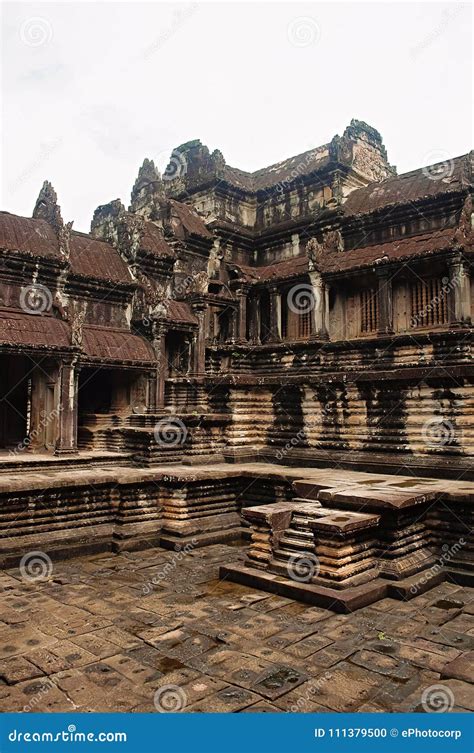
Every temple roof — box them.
[223,144,330,192]
[0,212,134,285]
[168,200,213,239]
[82,326,155,363]
[0,309,71,350]
[321,227,467,275]
[343,153,472,216]
[70,233,134,284]
[0,212,61,259]
[163,300,198,325]
[139,221,175,258]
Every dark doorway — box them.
[165,332,190,377]
[78,369,113,415]
[0,355,29,449]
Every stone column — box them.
[151,321,167,409]
[309,271,328,339]
[191,303,207,375]
[236,286,249,342]
[376,268,394,335]
[448,256,471,325]
[249,293,260,344]
[55,358,79,455]
[269,285,281,342]
[146,370,158,413]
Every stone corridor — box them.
[0,544,472,713]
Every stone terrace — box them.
[0,544,473,713]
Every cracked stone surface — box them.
[1,544,473,713]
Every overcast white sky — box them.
[1,1,472,231]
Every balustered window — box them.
[360,288,378,333]
[410,277,449,328]
[282,288,314,340]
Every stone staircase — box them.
[270,501,325,576]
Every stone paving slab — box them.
[0,543,472,713]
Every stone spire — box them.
[33,180,63,227]
[33,181,72,259]
[129,158,165,218]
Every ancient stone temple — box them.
[0,119,472,611]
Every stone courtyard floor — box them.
[0,543,473,713]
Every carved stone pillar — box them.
[151,321,167,409]
[269,286,281,342]
[55,358,79,455]
[448,256,471,326]
[236,286,249,342]
[146,370,158,413]
[376,268,394,335]
[249,293,260,344]
[309,271,328,339]
[191,303,207,375]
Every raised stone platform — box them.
[220,467,473,610]
[1,460,472,610]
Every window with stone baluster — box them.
[360,288,378,334]
[410,277,449,328]
[282,288,314,340]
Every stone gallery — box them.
[0,120,472,713]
